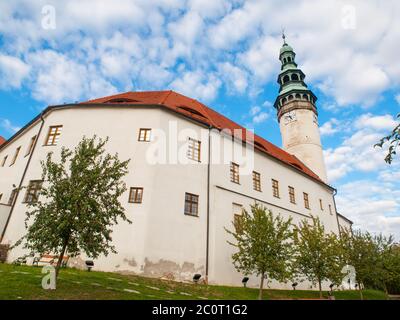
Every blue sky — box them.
[0,0,399,239]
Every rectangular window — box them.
[0,194,3,202]
[319,199,324,211]
[230,162,240,184]
[272,179,280,198]
[187,138,201,162]
[10,147,21,166]
[252,171,261,191]
[128,187,143,203]
[184,193,199,216]
[289,186,296,204]
[232,203,243,233]
[1,155,7,167]
[138,128,151,142]
[25,135,37,157]
[8,189,17,206]
[329,204,333,215]
[23,180,43,204]
[45,125,63,146]
[304,192,310,209]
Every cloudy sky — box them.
[0,0,399,239]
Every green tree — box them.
[375,113,400,164]
[293,217,343,299]
[225,204,294,300]
[16,136,131,278]
[340,229,377,300]
[371,234,400,297]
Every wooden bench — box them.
[33,254,69,268]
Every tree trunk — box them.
[55,235,69,278]
[318,278,322,299]
[258,273,265,300]
[358,283,364,300]
[383,283,389,300]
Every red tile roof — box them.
[0,136,6,146]
[82,90,324,183]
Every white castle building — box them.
[0,40,352,289]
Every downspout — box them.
[205,126,212,283]
[332,188,342,237]
[0,112,46,242]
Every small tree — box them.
[293,217,343,299]
[340,229,377,300]
[16,136,131,278]
[225,204,294,300]
[375,113,400,164]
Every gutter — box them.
[0,112,46,242]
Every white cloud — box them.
[320,118,341,137]
[217,62,248,94]
[169,70,221,102]
[324,113,398,182]
[0,119,21,134]
[0,55,30,89]
[336,179,400,240]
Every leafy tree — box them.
[225,204,294,300]
[293,216,343,299]
[375,113,400,164]
[340,229,377,300]
[15,136,131,278]
[369,234,400,297]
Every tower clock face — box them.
[283,111,297,124]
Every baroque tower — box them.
[274,35,328,182]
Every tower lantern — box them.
[274,36,328,182]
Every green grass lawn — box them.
[0,263,387,300]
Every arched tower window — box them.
[302,94,308,100]
[288,95,294,101]
[291,73,299,81]
[295,93,301,99]
[283,75,290,83]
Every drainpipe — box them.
[205,126,212,283]
[0,112,46,242]
[332,188,342,237]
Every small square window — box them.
[187,138,201,162]
[10,147,21,166]
[25,135,37,157]
[23,180,43,204]
[230,162,240,184]
[304,192,310,209]
[253,171,261,191]
[45,126,63,146]
[272,179,280,198]
[289,186,296,204]
[138,129,151,142]
[184,193,199,216]
[129,187,143,203]
[1,155,8,167]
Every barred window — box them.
[253,171,261,191]
[304,192,310,209]
[138,128,151,142]
[230,162,240,184]
[10,146,21,166]
[288,186,296,204]
[129,187,143,203]
[187,138,201,162]
[272,179,280,198]
[45,126,63,146]
[23,180,43,204]
[184,193,199,216]
[25,135,37,157]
